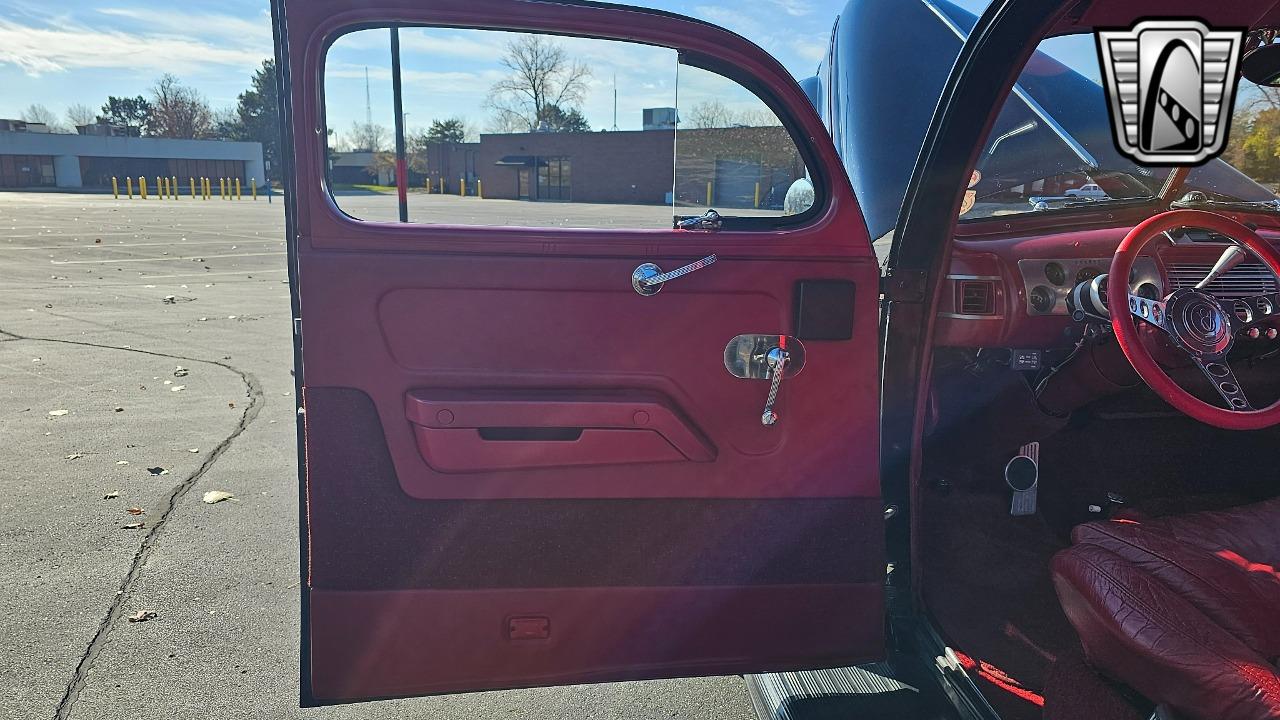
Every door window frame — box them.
[312,19,839,236]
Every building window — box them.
[536,157,570,201]
[0,155,56,188]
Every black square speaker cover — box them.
[793,279,856,341]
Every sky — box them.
[0,0,1007,137]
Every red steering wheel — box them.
[1110,209,1280,430]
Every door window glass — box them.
[322,27,816,228]
[674,64,813,216]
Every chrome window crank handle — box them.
[761,347,790,426]
[632,254,717,296]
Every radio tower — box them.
[365,66,372,128]
[612,73,619,131]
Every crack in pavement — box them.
[0,327,266,720]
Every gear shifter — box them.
[1195,245,1248,289]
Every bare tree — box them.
[1243,84,1280,112]
[685,100,735,129]
[347,120,389,152]
[735,107,781,128]
[684,100,779,129]
[65,103,97,128]
[21,104,66,132]
[149,74,214,139]
[485,35,591,132]
[485,113,531,134]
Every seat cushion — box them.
[1072,517,1280,659]
[1138,497,1280,570]
[1052,543,1280,720]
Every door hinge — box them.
[881,269,928,303]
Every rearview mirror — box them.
[1243,44,1280,86]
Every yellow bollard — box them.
[190,178,196,200]
[706,181,712,206]
[424,177,430,192]
[460,178,466,197]
[219,178,225,199]
[204,177,211,200]
[439,178,445,194]
[111,177,119,199]
[251,178,257,200]
[126,177,133,199]
[171,176,178,199]
[140,177,148,199]
[235,178,242,200]
[754,182,760,209]
[477,179,483,199]
[160,177,168,199]
[156,177,162,199]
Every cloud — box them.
[0,11,267,78]
[693,6,765,38]
[767,0,813,16]
[790,37,825,63]
[96,7,273,46]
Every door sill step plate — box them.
[746,662,937,720]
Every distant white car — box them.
[1064,183,1108,199]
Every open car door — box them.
[276,0,885,705]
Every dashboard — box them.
[935,221,1280,349]
[1016,257,1161,316]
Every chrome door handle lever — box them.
[761,347,790,426]
[632,254,717,296]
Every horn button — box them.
[1165,289,1234,357]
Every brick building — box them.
[416,125,802,208]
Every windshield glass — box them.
[962,33,1280,220]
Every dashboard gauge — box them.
[1029,285,1055,313]
[1135,282,1160,301]
[1044,262,1067,286]
[1075,266,1101,284]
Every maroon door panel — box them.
[280,0,886,705]
[301,251,879,499]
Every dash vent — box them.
[958,280,996,315]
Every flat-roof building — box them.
[0,123,264,190]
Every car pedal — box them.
[1005,442,1039,516]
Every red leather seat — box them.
[1052,497,1280,720]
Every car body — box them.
[1063,183,1106,198]
[272,0,1280,718]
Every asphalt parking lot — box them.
[0,191,755,720]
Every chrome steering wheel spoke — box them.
[1193,357,1253,411]
[1230,292,1280,330]
[1127,293,1168,330]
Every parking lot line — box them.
[1,239,283,251]
[51,251,286,265]
[140,268,289,279]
